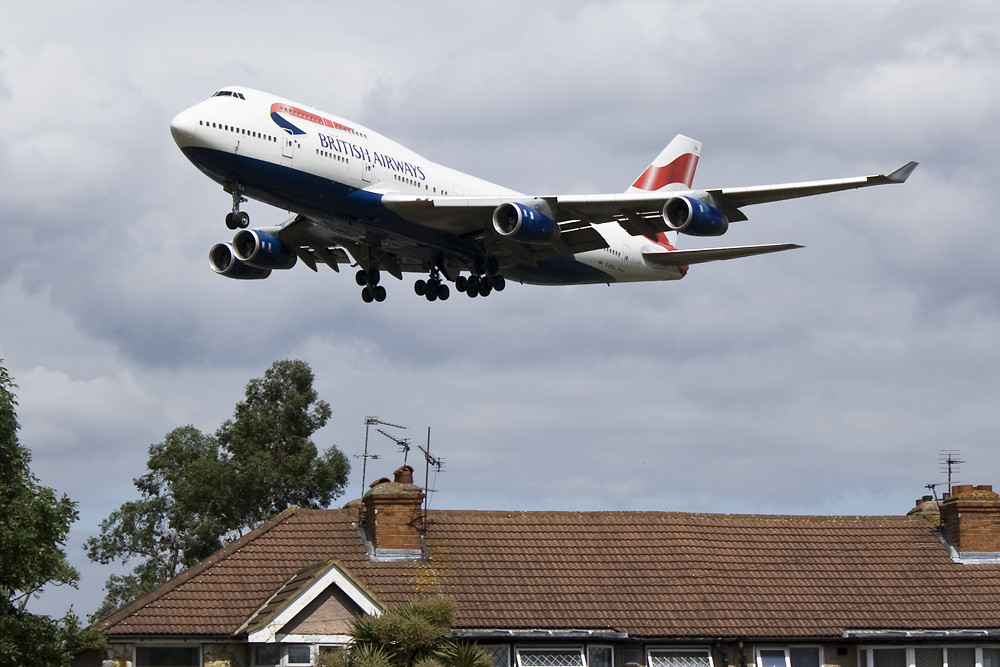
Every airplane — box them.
[169,86,917,303]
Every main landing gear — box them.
[225,184,250,229]
[413,258,506,302]
[454,257,505,299]
[355,257,507,304]
[356,269,387,303]
[414,267,450,302]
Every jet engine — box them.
[662,196,729,237]
[209,243,272,280]
[232,229,297,270]
[492,202,560,245]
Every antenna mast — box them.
[419,427,444,517]
[940,449,964,495]
[356,417,406,498]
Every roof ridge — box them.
[97,507,305,631]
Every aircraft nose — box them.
[169,107,199,147]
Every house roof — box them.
[98,507,1000,640]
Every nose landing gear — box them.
[225,183,250,229]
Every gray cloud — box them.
[1,0,998,619]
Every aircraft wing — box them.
[382,161,917,236]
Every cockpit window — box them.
[212,90,246,100]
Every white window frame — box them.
[516,647,587,667]
[646,647,715,667]
[860,647,1000,667]
[755,646,823,667]
[756,648,791,667]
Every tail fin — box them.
[628,135,702,249]
[627,135,702,193]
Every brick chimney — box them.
[940,484,1000,553]
[362,465,424,557]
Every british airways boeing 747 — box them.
[169,86,916,303]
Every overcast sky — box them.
[3,0,999,619]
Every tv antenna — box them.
[939,449,964,494]
[357,416,406,497]
[377,428,411,463]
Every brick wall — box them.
[941,484,1000,553]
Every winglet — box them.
[887,161,918,184]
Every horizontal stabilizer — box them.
[643,243,803,267]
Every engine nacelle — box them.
[492,202,560,245]
[209,243,272,280]
[232,229,297,270]
[662,196,729,237]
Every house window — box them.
[287,646,312,665]
[758,649,787,667]
[862,647,1000,667]
[136,646,200,667]
[648,649,713,667]
[790,648,820,667]
[589,646,613,667]
[755,647,821,667]
[874,650,906,667]
[256,645,281,666]
[517,648,586,667]
[916,650,944,667]
[254,645,311,666]
[483,645,512,667]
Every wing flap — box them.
[642,243,803,267]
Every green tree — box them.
[218,359,344,527]
[87,360,350,619]
[0,359,106,665]
[322,596,493,667]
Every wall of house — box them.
[204,643,249,667]
[282,585,359,636]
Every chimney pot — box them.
[394,465,414,484]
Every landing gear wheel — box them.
[374,285,387,302]
[491,274,506,291]
[437,284,450,301]
[225,212,237,230]
[478,280,493,297]
[455,275,468,292]
[414,279,427,296]
[235,211,250,228]
[361,286,374,303]
[356,270,368,287]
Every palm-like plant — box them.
[321,596,492,667]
